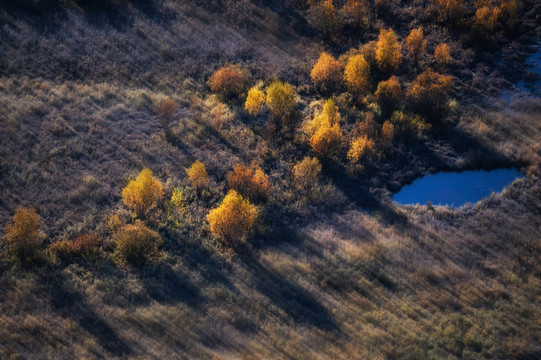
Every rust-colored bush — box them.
[375,28,402,74]
[406,69,453,116]
[187,160,209,190]
[344,54,371,98]
[114,221,162,266]
[227,164,270,201]
[122,168,164,218]
[207,190,258,246]
[356,112,378,139]
[381,120,395,146]
[157,99,178,139]
[4,207,44,261]
[209,64,248,100]
[310,52,342,92]
[49,233,101,261]
[431,0,464,23]
[340,0,370,29]
[375,76,402,115]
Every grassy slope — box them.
[1,1,541,359]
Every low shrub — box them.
[114,221,162,266]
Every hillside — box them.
[1,0,541,359]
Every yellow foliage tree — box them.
[114,221,162,266]
[434,43,452,68]
[227,163,270,201]
[375,75,402,115]
[4,207,44,261]
[187,160,209,190]
[305,98,341,137]
[245,86,266,116]
[310,120,342,157]
[292,156,322,191]
[207,190,258,245]
[347,135,375,163]
[405,27,426,61]
[375,28,402,74]
[266,80,297,125]
[122,168,164,218]
[310,52,342,92]
[344,54,371,98]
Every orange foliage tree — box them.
[209,64,248,100]
[49,233,101,262]
[434,43,452,68]
[309,118,342,158]
[4,207,45,261]
[266,80,297,126]
[375,28,402,74]
[122,168,164,218]
[227,163,270,201]
[375,76,402,115]
[344,54,371,98]
[245,85,266,116]
[381,121,395,146]
[187,160,209,190]
[207,190,258,246]
[310,52,343,92]
[157,98,178,140]
[406,69,453,116]
[347,134,375,164]
[114,221,162,266]
[405,27,427,62]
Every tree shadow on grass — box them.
[238,249,339,332]
[44,271,134,357]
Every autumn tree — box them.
[310,52,342,92]
[305,98,341,136]
[381,120,395,146]
[340,0,370,30]
[344,54,371,98]
[347,135,375,164]
[207,190,258,246]
[245,85,266,116]
[375,28,402,74]
[306,0,340,39]
[227,163,270,201]
[434,43,452,68]
[375,75,402,115]
[209,64,249,100]
[405,27,427,62]
[187,160,209,190]
[292,156,322,191]
[4,207,45,262]
[122,168,164,218]
[309,119,342,157]
[266,80,297,127]
[114,221,162,266]
[431,0,464,24]
[406,69,453,116]
[49,233,101,262]
[356,112,378,139]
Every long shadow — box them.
[238,249,339,332]
[43,270,134,357]
[133,261,202,307]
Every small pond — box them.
[393,168,523,207]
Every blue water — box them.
[393,169,523,207]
